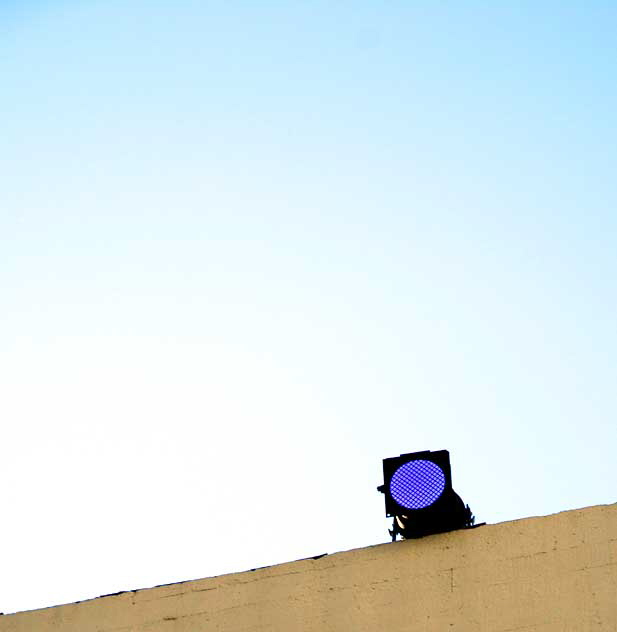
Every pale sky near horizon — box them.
[2,1,617,615]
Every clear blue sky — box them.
[2,1,616,614]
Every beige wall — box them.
[2,503,616,631]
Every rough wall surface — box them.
[2,503,616,631]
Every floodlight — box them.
[377,449,474,540]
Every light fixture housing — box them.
[377,449,474,540]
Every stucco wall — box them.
[2,503,616,631]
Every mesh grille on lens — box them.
[390,460,446,509]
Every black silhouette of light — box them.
[377,449,474,540]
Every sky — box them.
[1,0,616,615]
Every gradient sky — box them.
[2,1,616,614]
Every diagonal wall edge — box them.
[2,503,616,631]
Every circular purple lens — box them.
[390,460,446,509]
